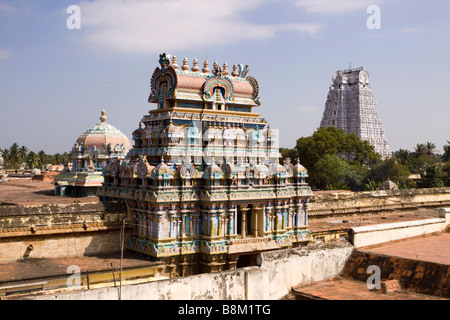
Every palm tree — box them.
[425,141,436,156]
[19,145,28,164]
[414,143,426,156]
[53,153,63,165]
[8,143,20,166]
[26,151,39,169]
[394,149,411,165]
[38,150,47,168]
[62,152,71,165]
[443,141,450,162]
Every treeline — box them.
[0,143,71,170]
[281,127,450,191]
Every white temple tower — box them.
[320,67,392,159]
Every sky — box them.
[0,0,449,155]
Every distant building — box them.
[320,67,392,159]
[0,150,6,181]
[54,110,131,196]
[97,53,312,276]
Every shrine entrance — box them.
[236,253,260,268]
[236,204,264,238]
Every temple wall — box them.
[341,250,450,298]
[1,188,449,263]
[0,231,128,262]
[309,188,450,217]
[0,202,127,262]
[348,210,450,248]
[28,241,354,300]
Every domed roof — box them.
[153,157,174,179]
[293,158,307,175]
[75,110,132,155]
[379,179,398,191]
[203,158,223,179]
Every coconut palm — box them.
[19,145,28,164]
[425,141,436,156]
[394,149,411,165]
[26,151,39,169]
[8,143,20,166]
[414,143,426,156]
[38,150,47,168]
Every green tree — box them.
[280,147,298,164]
[443,162,450,187]
[19,145,28,164]
[37,150,47,168]
[425,141,436,157]
[443,141,450,162]
[394,149,412,166]
[294,127,381,189]
[424,164,446,188]
[414,143,427,157]
[52,153,63,165]
[62,152,72,165]
[26,151,39,169]
[366,158,412,188]
[314,154,350,190]
[409,154,437,176]
[8,143,20,167]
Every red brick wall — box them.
[341,251,449,298]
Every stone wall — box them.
[341,250,449,298]
[26,241,354,300]
[0,202,127,262]
[309,188,450,217]
[0,231,128,262]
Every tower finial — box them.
[172,56,178,69]
[202,59,210,73]
[232,64,239,77]
[191,58,199,72]
[222,62,229,75]
[182,57,189,71]
[100,110,107,123]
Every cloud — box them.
[295,106,320,113]
[0,3,16,14]
[400,27,423,35]
[0,49,12,60]
[294,0,385,14]
[78,0,323,54]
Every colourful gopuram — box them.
[97,53,312,275]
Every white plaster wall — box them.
[246,242,354,300]
[349,217,449,248]
[29,242,354,300]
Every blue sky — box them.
[0,0,449,155]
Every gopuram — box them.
[97,54,312,276]
[320,67,392,159]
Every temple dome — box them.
[75,110,132,155]
[293,158,307,175]
[379,179,398,191]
